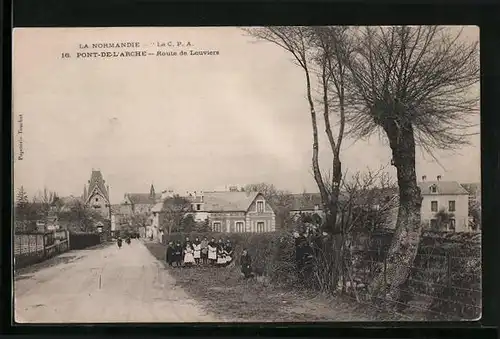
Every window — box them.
[430,219,438,230]
[430,185,437,193]
[212,222,221,232]
[95,198,98,202]
[257,222,265,233]
[449,219,456,231]
[257,201,264,213]
[448,200,456,212]
[236,222,245,232]
[196,204,201,211]
[431,201,438,212]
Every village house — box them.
[290,189,399,230]
[113,184,158,237]
[150,190,276,241]
[418,176,470,232]
[203,191,276,233]
[290,177,471,233]
[289,193,325,222]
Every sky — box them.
[13,26,480,204]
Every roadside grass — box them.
[144,241,395,322]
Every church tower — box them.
[84,169,111,219]
[150,183,156,201]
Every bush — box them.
[69,232,101,250]
[163,231,299,287]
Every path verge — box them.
[144,241,393,322]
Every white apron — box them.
[193,243,201,259]
[208,245,217,260]
[184,247,195,264]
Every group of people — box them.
[116,236,131,248]
[165,237,235,268]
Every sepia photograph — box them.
[12,26,480,323]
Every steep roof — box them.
[290,193,322,211]
[202,191,259,212]
[111,204,130,215]
[87,170,109,202]
[418,181,469,195]
[125,193,159,205]
[290,188,398,211]
[460,182,481,195]
[151,202,163,213]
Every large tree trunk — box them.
[370,120,423,305]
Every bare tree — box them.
[344,26,479,302]
[160,195,192,234]
[245,27,354,233]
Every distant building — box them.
[290,177,472,233]
[204,191,276,233]
[151,190,276,240]
[83,169,111,220]
[289,193,325,223]
[418,176,470,232]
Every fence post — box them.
[383,255,387,288]
[446,253,452,288]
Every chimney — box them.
[422,175,426,182]
[437,175,442,181]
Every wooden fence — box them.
[14,230,70,269]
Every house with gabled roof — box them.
[418,176,470,232]
[202,191,276,233]
[83,169,111,220]
[151,190,276,237]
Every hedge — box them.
[163,231,300,287]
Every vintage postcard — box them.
[12,26,481,323]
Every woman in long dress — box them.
[207,238,217,265]
[216,239,227,265]
[224,239,234,266]
[200,237,209,265]
[173,241,183,267]
[193,238,201,265]
[183,240,195,267]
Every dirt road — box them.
[14,239,220,323]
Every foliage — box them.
[58,199,104,233]
[433,208,455,232]
[160,194,192,234]
[468,199,481,231]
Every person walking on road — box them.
[117,237,123,249]
[208,238,217,265]
[200,237,209,265]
